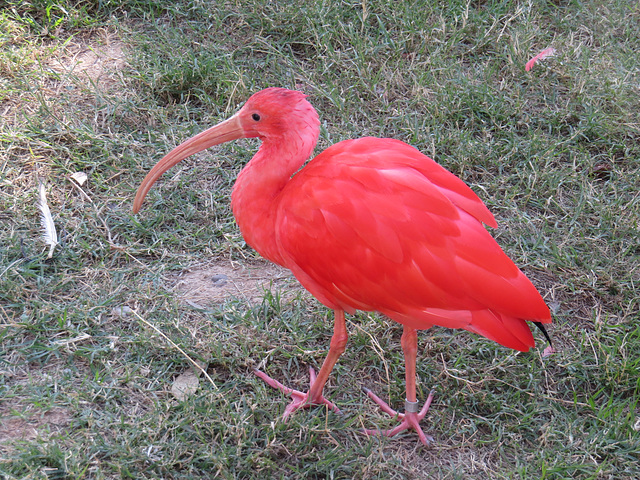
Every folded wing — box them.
[275,138,551,351]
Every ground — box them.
[1,2,639,479]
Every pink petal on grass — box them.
[525,47,557,71]
[542,345,556,357]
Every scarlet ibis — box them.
[133,87,552,445]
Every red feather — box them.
[526,47,557,71]
[274,137,550,350]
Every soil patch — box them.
[0,402,72,452]
[47,30,127,89]
[171,258,304,307]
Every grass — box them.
[1,0,639,478]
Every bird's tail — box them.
[466,310,552,352]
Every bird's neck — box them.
[231,135,315,266]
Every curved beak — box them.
[133,114,244,213]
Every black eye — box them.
[252,113,261,121]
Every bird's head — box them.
[132,88,320,213]
[237,87,319,141]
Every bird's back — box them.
[274,137,551,351]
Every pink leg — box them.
[254,309,348,419]
[363,326,435,445]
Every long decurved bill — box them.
[133,114,244,213]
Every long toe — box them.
[363,387,403,418]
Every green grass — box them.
[1,0,639,478]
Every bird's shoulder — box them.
[284,136,496,228]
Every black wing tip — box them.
[533,321,553,347]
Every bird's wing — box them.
[275,138,550,350]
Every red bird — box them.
[133,88,552,445]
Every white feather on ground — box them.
[38,182,58,258]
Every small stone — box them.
[210,274,229,287]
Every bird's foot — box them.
[362,387,435,446]
[254,367,342,419]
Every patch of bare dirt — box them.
[171,258,304,306]
[2,29,129,133]
[0,402,72,452]
[47,29,127,90]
